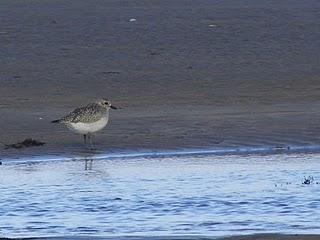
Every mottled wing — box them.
[60,104,105,123]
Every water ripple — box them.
[1,153,320,237]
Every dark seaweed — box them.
[3,138,45,149]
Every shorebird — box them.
[52,99,118,149]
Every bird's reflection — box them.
[84,158,93,170]
[75,149,109,178]
[76,148,99,171]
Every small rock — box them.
[303,176,314,185]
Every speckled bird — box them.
[52,99,118,148]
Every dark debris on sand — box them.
[2,138,45,149]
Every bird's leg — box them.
[88,134,95,150]
[83,134,87,145]
[87,134,91,149]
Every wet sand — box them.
[1,0,320,159]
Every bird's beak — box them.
[110,105,118,110]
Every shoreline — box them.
[2,103,320,162]
[3,144,320,165]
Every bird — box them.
[52,99,118,149]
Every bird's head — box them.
[97,99,118,110]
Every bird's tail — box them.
[51,119,61,123]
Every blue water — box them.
[1,152,320,238]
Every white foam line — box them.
[2,145,320,165]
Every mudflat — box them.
[1,0,320,158]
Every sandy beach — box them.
[1,0,320,159]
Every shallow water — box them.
[1,153,320,238]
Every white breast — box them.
[67,117,109,134]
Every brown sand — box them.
[1,0,320,158]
